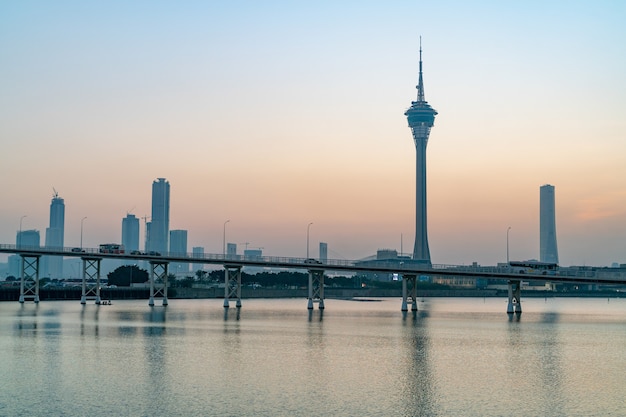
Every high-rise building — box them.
[192,246,204,258]
[319,242,328,263]
[16,229,41,248]
[122,214,140,253]
[170,229,188,274]
[540,184,559,264]
[405,40,437,265]
[148,178,170,254]
[11,230,41,276]
[44,192,65,278]
[226,243,237,257]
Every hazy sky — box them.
[1,1,625,267]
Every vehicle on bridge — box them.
[99,243,125,254]
[509,260,558,275]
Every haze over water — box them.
[1,297,625,416]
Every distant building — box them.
[192,247,205,272]
[17,229,41,248]
[540,184,559,264]
[170,229,188,274]
[244,248,262,259]
[319,242,328,263]
[122,214,140,265]
[147,178,170,254]
[43,192,65,278]
[11,230,41,277]
[226,243,237,257]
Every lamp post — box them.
[18,215,27,248]
[80,217,87,249]
[223,220,230,257]
[306,222,313,259]
[506,226,511,264]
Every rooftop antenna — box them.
[52,187,59,198]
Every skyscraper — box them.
[44,192,65,278]
[122,214,140,253]
[148,178,170,254]
[170,229,188,274]
[540,184,559,264]
[405,40,437,265]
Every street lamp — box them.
[306,222,313,259]
[80,217,87,249]
[223,220,230,257]
[18,215,27,248]
[506,226,511,264]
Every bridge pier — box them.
[224,265,242,308]
[507,279,522,314]
[307,269,325,310]
[401,274,418,312]
[149,261,169,306]
[19,254,41,303]
[80,258,102,304]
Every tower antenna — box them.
[417,36,425,102]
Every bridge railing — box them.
[1,243,618,282]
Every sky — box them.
[1,1,625,267]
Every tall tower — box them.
[540,184,559,264]
[405,39,437,264]
[148,178,170,254]
[44,191,65,277]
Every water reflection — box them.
[80,304,100,337]
[506,311,566,415]
[144,307,167,336]
[307,309,323,322]
[400,310,437,416]
[223,306,241,321]
[14,304,40,335]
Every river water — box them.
[1,297,625,416]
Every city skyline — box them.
[1,2,625,267]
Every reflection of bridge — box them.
[2,244,625,313]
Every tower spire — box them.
[416,36,425,102]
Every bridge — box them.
[2,244,625,313]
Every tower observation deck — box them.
[405,39,437,265]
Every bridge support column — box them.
[223,265,242,308]
[401,274,418,312]
[19,254,41,303]
[307,269,325,310]
[507,280,522,314]
[149,261,169,307]
[80,258,102,304]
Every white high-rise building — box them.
[540,184,559,264]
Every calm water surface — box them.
[1,297,625,416]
